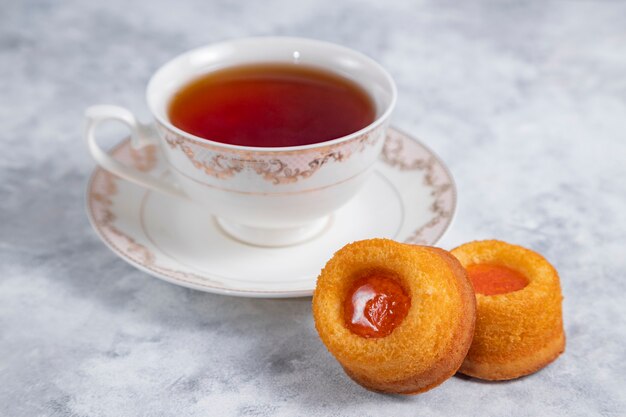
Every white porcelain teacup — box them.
[85,37,396,246]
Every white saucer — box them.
[86,128,456,298]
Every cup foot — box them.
[215,216,331,247]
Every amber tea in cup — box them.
[168,63,376,148]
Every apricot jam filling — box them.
[466,264,528,296]
[344,273,411,338]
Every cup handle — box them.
[85,105,187,199]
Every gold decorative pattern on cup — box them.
[159,122,383,183]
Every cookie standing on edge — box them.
[451,240,566,380]
[312,239,476,394]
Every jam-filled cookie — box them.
[451,240,565,380]
[312,239,476,394]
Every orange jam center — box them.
[466,264,528,295]
[343,274,411,338]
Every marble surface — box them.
[1,0,625,415]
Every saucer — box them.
[86,128,456,298]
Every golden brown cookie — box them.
[312,239,476,394]
[451,240,565,380]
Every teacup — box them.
[85,37,397,246]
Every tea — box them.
[168,63,376,147]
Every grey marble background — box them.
[1,0,625,416]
